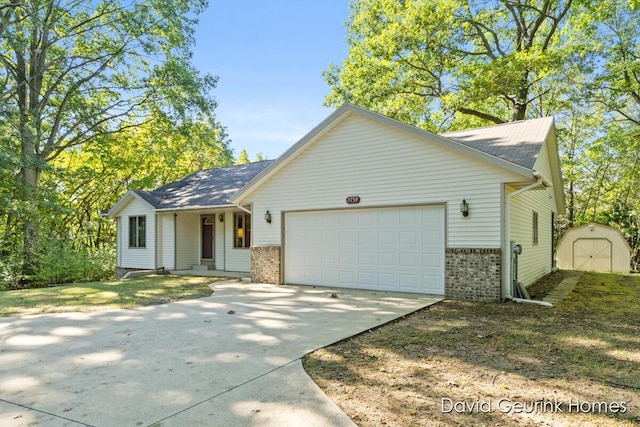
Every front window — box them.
[129,216,146,248]
[234,213,251,248]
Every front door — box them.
[202,217,214,260]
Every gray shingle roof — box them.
[442,117,553,169]
[134,160,274,210]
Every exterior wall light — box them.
[218,214,224,222]
[265,210,272,224]
[460,199,469,217]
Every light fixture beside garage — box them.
[264,210,272,224]
[460,199,469,217]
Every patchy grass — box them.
[304,272,640,426]
[526,269,569,300]
[0,275,220,317]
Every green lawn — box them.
[0,275,221,317]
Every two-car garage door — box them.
[284,205,445,294]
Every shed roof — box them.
[132,160,274,211]
[559,222,631,250]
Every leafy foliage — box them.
[325,0,576,130]
[0,0,232,285]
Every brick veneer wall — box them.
[251,246,281,284]
[445,248,501,302]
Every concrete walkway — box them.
[543,272,582,305]
[0,281,442,427]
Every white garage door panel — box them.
[285,206,445,294]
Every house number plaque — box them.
[346,196,361,204]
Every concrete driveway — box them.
[0,281,442,427]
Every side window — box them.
[532,211,539,246]
[234,213,251,248]
[129,216,146,248]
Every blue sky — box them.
[192,1,351,160]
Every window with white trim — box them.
[129,216,146,248]
[234,213,251,248]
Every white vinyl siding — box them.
[117,198,156,269]
[215,212,226,269]
[508,140,557,287]
[116,217,122,267]
[156,215,162,267]
[160,213,175,270]
[175,213,199,270]
[247,114,522,248]
[222,211,251,272]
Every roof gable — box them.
[231,104,555,203]
[107,190,156,217]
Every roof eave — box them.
[106,190,156,217]
[154,203,238,213]
[547,122,566,215]
[231,103,538,203]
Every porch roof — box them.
[134,160,274,211]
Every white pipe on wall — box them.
[504,175,545,299]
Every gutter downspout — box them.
[504,172,545,300]
[512,297,553,307]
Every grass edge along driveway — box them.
[303,272,640,427]
[0,275,220,317]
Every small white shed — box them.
[556,223,630,273]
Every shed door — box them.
[284,205,445,294]
[573,238,611,272]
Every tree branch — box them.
[455,106,505,124]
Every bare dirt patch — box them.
[303,272,640,426]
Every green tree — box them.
[325,0,576,130]
[574,0,640,267]
[236,149,250,164]
[43,116,232,251]
[588,0,640,126]
[0,0,216,274]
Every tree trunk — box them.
[20,138,41,276]
[568,179,574,227]
[512,71,529,121]
[1,212,12,257]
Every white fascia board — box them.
[231,103,537,203]
[353,106,536,178]
[154,204,237,213]
[545,125,567,215]
[107,190,155,217]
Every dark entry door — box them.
[202,217,214,259]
